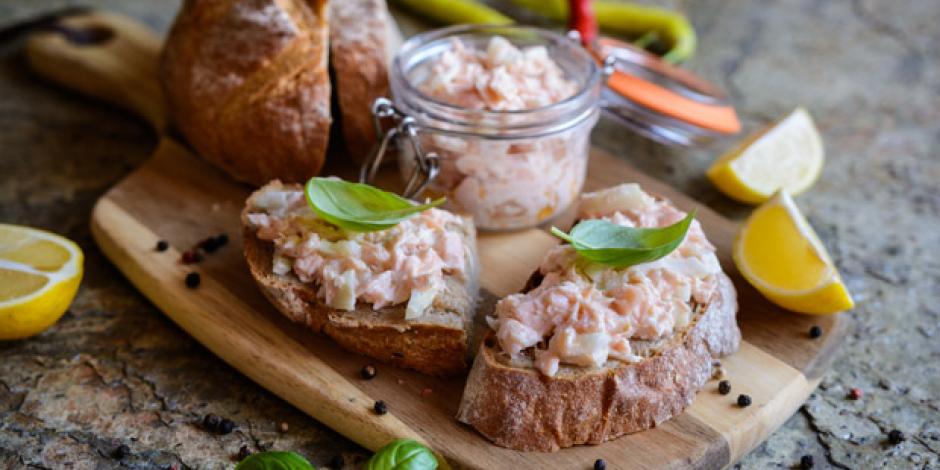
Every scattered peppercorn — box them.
[809,325,822,338]
[800,454,814,469]
[215,234,229,247]
[181,250,202,264]
[185,272,201,288]
[203,414,222,432]
[848,387,863,400]
[218,418,235,435]
[737,394,752,407]
[328,455,344,469]
[373,400,388,415]
[593,458,607,470]
[718,380,731,395]
[888,429,905,445]
[237,445,252,461]
[111,444,130,459]
[360,364,377,380]
[278,421,289,433]
[200,237,220,253]
[155,240,169,252]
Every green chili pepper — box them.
[593,1,696,63]
[393,0,513,26]
[507,0,696,63]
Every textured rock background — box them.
[0,0,938,469]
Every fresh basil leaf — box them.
[235,451,314,470]
[365,439,437,470]
[304,177,445,232]
[550,210,696,268]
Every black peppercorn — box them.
[185,272,201,288]
[888,429,905,444]
[373,400,388,415]
[737,394,752,407]
[111,444,130,459]
[328,455,344,469]
[593,458,607,470]
[237,445,252,461]
[200,237,220,253]
[203,414,222,432]
[799,454,814,469]
[809,325,822,338]
[360,364,377,379]
[218,418,236,434]
[215,234,229,247]
[718,380,731,395]
[155,240,169,252]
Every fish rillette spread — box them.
[488,184,723,377]
[411,36,594,230]
[244,182,469,318]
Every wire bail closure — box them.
[360,97,439,199]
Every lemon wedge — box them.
[733,191,853,315]
[0,224,83,339]
[707,107,824,204]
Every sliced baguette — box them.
[329,0,402,162]
[457,272,739,451]
[242,182,479,377]
[457,186,741,451]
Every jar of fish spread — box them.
[367,25,602,231]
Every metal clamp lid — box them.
[359,97,439,199]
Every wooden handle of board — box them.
[26,11,166,133]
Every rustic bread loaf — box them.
[329,0,402,162]
[241,182,480,376]
[457,272,740,451]
[161,0,332,186]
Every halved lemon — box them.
[0,224,83,339]
[733,191,853,315]
[707,107,824,204]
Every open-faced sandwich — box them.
[457,183,741,451]
[241,178,478,376]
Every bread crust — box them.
[329,0,401,162]
[456,273,740,451]
[241,184,479,376]
[161,0,332,186]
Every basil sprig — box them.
[550,211,696,268]
[365,439,437,470]
[305,177,445,232]
[235,451,314,470]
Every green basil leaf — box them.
[550,210,696,268]
[365,439,437,470]
[304,177,445,232]
[235,451,314,470]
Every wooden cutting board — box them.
[26,12,847,469]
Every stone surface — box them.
[0,0,938,469]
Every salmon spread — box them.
[410,36,594,230]
[488,184,723,377]
[244,183,468,317]
[420,36,577,111]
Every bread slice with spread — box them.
[242,180,478,376]
[457,183,740,451]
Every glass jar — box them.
[378,25,602,231]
